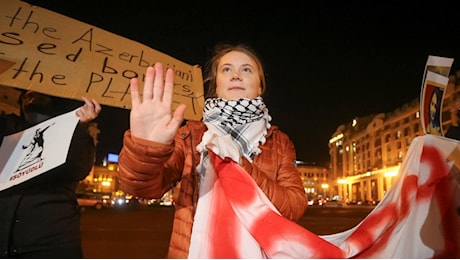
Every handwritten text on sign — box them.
[0,0,204,120]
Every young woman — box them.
[118,44,308,258]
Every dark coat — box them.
[0,113,96,258]
[445,125,460,141]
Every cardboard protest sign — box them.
[0,0,204,120]
[0,108,79,191]
[419,55,454,135]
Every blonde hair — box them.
[203,43,266,99]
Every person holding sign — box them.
[0,90,101,258]
[446,92,460,140]
[118,44,308,258]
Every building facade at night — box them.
[296,162,330,200]
[327,72,460,204]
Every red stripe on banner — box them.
[420,145,460,258]
[209,179,242,258]
[211,152,345,258]
[206,137,460,258]
[213,155,258,207]
[418,145,450,201]
[352,175,419,258]
[347,203,398,257]
[251,210,346,258]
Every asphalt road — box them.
[80,204,374,258]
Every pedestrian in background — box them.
[0,90,101,258]
[118,43,308,258]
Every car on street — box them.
[308,198,326,206]
[77,193,106,210]
[322,200,345,208]
[140,192,175,207]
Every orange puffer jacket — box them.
[119,120,308,259]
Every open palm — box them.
[129,63,186,144]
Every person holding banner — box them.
[118,44,308,258]
[0,90,101,258]
[446,92,460,140]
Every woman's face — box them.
[215,51,262,100]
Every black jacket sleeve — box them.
[52,122,96,182]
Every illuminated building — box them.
[296,162,330,200]
[80,153,120,194]
[328,72,460,203]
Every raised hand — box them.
[129,62,186,144]
[76,96,102,123]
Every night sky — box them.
[23,0,460,165]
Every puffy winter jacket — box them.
[119,120,308,258]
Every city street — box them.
[80,204,374,258]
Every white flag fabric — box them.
[189,134,460,258]
[0,109,80,191]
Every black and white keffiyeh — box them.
[197,97,272,162]
[191,97,272,257]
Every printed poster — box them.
[419,55,454,135]
[0,109,79,191]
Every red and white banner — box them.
[189,134,460,258]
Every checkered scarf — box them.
[191,97,272,258]
[198,97,271,162]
